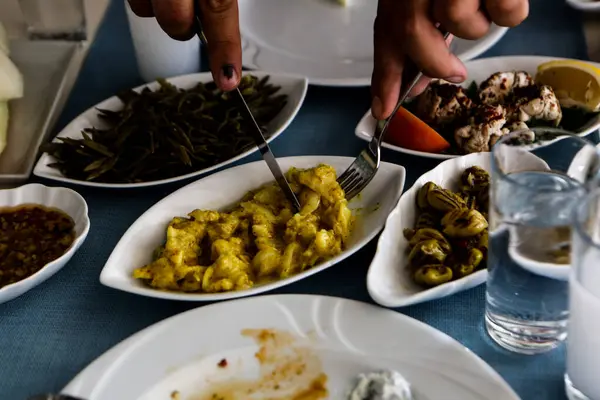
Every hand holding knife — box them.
[192,3,301,212]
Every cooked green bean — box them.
[42,74,288,183]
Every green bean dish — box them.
[403,166,490,288]
[41,75,288,183]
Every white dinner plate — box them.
[61,295,519,400]
[99,156,406,301]
[239,0,508,87]
[355,56,600,160]
[33,71,308,188]
[566,0,600,12]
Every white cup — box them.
[124,0,201,82]
[566,189,600,400]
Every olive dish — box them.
[366,153,490,308]
[367,151,550,308]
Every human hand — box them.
[127,0,242,91]
[371,0,529,120]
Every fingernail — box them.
[446,75,465,83]
[220,64,237,85]
[372,96,383,119]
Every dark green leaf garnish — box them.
[560,107,600,132]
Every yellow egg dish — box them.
[133,164,354,293]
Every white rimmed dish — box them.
[355,56,600,160]
[566,0,600,12]
[367,153,490,308]
[61,294,519,400]
[367,151,554,308]
[239,0,507,87]
[99,156,406,301]
[0,184,90,304]
[33,71,309,188]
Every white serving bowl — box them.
[33,71,309,188]
[367,153,491,308]
[0,184,90,304]
[100,156,406,301]
[367,151,557,307]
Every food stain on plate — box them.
[189,329,328,400]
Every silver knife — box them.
[192,6,301,212]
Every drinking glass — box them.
[565,188,600,400]
[18,0,86,40]
[486,127,600,354]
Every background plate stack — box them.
[0,0,110,186]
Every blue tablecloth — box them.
[0,0,595,399]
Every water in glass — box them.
[485,128,600,354]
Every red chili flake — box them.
[217,358,228,368]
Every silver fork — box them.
[337,31,450,200]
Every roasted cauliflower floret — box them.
[509,84,562,126]
[454,104,506,153]
[415,81,473,126]
[292,164,343,205]
[163,217,205,266]
[494,121,535,146]
[479,71,534,105]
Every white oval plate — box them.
[239,0,507,87]
[367,153,490,308]
[61,294,519,400]
[0,184,90,304]
[368,152,553,308]
[355,56,600,159]
[566,0,600,12]
[33,71,309,188]
[99,156,406,301]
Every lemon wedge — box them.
[535,60,600,112]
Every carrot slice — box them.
[385,106,450,153]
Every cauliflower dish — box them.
[408,70,594,154]
[133,164,354,293]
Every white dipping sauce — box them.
[348,370,413,400]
